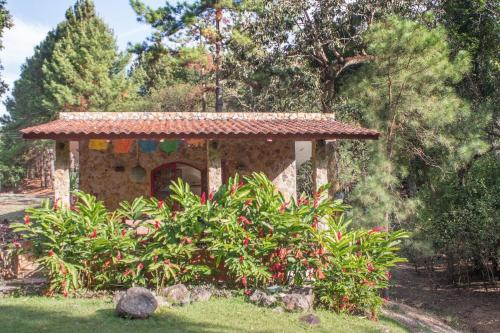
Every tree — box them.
[42,0,132,112]
[0,0,12,97]
[226,0,434,113]
[130,0,246,111]
[340,16,470,228]
[0,0,133,189]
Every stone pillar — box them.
[312,139,336,198]
[54,141,71,207]
[207,140,222,193]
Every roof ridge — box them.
[58,112,336,121]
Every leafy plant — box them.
[12,173,407,315]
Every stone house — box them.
[21,112,378,209]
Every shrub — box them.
[11,172,407,314]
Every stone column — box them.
[207,140,222,193]
[54,141,71,207]
[312,139,336,198]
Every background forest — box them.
[0,0,498,285]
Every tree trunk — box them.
[214,7,223,112]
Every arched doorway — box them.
[151,162,203,200]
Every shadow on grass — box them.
[0,299,411,333]
[0,304,252,333]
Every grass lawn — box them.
[0,296,408,333]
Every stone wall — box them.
[79,139,296,209]
[219,140,296,199]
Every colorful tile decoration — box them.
[88,139,108,151]
[139,139,158,153]
[186,139,205,147]
[159,140,179,154]
[113,139,134,154]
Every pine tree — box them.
[0,0,133,188]
[0,0,12,97]
[42,0,132,112]
[341,16,471,228]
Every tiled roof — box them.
[21,112,379,140]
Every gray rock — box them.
[290,286,314,306]
[113,291,125,304]
[115,287,157,319]
[155,295,170,307]
[249,289,276,307]
[160,283,191,306]
[272,306,284,314]
[299,313,321,325]
[191,288,212,302]
[282,293,312,312]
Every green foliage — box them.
[0,0,12,96]
[419,154,500,281]
[12,173,407,314]
[341,16,471,228]
[42,0,133,111]
[0,0,134,187]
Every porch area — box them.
[21,112,379,208]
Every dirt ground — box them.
[390,263,500,333]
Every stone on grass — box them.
[299,313,321,325]
[281,286,314,312]
[115,287,157,319]
[160,283,191,306]
[155,295,170,307]
[191,287,212,302]
[113,291,125,304]
[272,306,284,314]
[249,289,277,307]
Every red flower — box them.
[24,215,30,226]
[271,263,283,272]
[201,192,206,205]
[316,268,326,280]
[243,235,250,247]
[238,216,252,226]
[337,231,342,241]
[258,228,265,238]
[154,255,158,263]
[297,196,309,206]
[49,249,54,257]
[116,251,122,261]
[12,240,21,249]
[92,228,97,238]
[241,275,248,288]
[367,262,375,272]
[369,226,388,234]
[243,199,253,209]
[244,289,252,296]
[312,216,319,229]
[279,201,289,213]
[317,247,325,256]
[386,271,392,280]
[313,199,319,208]
[209,191,215,201]
[158,200,164,209]
[383,296,390,303]
[182,237,193,244]
[163,259,173,267]
[121,229,127,237]
[53,199,59,211]
[137,262,144,270]
[239,256,244,263]
[63,290,68,298]
[154,221,161,230]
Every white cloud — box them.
[0,17,50,116]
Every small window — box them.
[151,162,203,200]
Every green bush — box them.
[12,173,407,314]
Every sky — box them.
[0,0,167,116]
